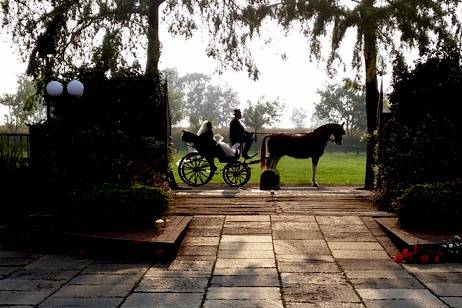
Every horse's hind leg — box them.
[269,156,281,170]
[312,156,319,188]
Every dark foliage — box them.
[65,184,171,231]
[375,46,462,213]
[1,69,172,232]
[394,182,462,229]
[30,69,170,188]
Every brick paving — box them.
[1,188,461,307]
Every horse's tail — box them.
[260,135,270,171]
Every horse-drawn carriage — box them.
[177,130,257,187]
[177,123,346,188]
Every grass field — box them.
[171,151,366,186]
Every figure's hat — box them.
[233,109,241,115]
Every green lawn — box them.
[172,151,365,186]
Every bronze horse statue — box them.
[260,123,345,187]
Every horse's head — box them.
[331,123,346,145]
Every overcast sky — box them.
[0,12,392,128]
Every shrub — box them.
[64,184,172,231]
[375,45,462,212]
[393,182,462,229]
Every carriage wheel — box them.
[178,152,215,187]
[222,162,251,187]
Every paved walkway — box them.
[174,186,393,217]
[1,188,461,307]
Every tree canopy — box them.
[314,81,366,135]
[290,107,308,129]
[165,70,239,130]
[165,0,462,188]
[0,75,44,130]
[1,0,166,83]
[243,96,283,133]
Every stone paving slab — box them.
[321,231,376,242]
[0,278,63,290]
[344,270,412,279]
[273,240,330,255]
[206,286,281,300]
[222,227,272,235]
[204,299,284,308]
[177,245,218,256]
[186,228,222,237]
[144,269,210,278]
[225,216,271,222]
[327,242,383,250]
[39,297,123,308]
[0,290,54,305]
[285,303,365,308]
[272,230,324,240]
[403,263,462,273]
[425,283,462,296]
[281,272,347,285]
[272,222,320,230]
[225,221,271,228]
[337,259,402,270]
[411,272,462,283]
[0,256,38,266]
[136,276,209,292]
[80,262,149,275]
[68,274,142,285]
[51,284,134,298]
[331,250,390,259]
[363,298,447,308]
[189,217,225,229]
[217,250,275,259]
[0,267,18,277]
[220,235,272,243]
[356,288,441,300]
[122,293,203,308]
[210,275,280,287]
[350,278,424,289]
[215,258,275,268]
[441,296,462,307]
[276,254,335,262]
[213,268,278,276]
[283,284,361,303]
[317,216,364,225]
[181,237,220,246]
[24,256,92,270]
[219,242,274,251]
[271,215,317,223]
[9,269,80,281]
[278,261,341,273]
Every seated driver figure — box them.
[229,109,256,159]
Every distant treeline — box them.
[171,127,366,154]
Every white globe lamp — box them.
[67,80,84,97]
[46,81,63,96]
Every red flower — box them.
[395,252,404,263]
[402,248,413,261]
[434,254,441,263]
[413,245,420,254]
[420,254,430,264]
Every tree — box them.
[290,107,308,129]
[163,68,185,126]
[314,82,366,135]
[1,0,166,82]
[0,75,45,131]
[243,96,283,133]
[179,73,239,131]
[166,0,462,189]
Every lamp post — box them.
[45,80,84,120]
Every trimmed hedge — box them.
[65,184,171,231]
[394,182,462,229]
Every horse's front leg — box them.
[311,157,319,188]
